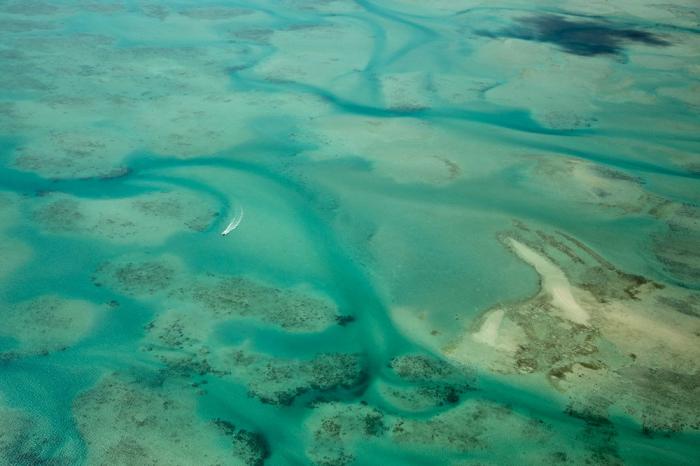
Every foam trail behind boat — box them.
[221,206,244,236]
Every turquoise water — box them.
[1,1,699,465]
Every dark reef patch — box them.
[0,403,76,466]
[484,15,670,56]
[227,350,368,406]
[657,295,700,317]
[213,419,270,466]
[384,354,477,409]
[565,406,623,465]
[93,258,177,296]
[335,315,355,327]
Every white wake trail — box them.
[221,206,244,236]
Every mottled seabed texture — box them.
[0,1,699,465]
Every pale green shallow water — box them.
[0,1,699,465]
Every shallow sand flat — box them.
[301,114,528,185]
[0,192,32,280]
[508,238,590,325]
[73,373,267,466]
[599,298,700,372]
[32,190,218,244]
[93,251,342,333]
[11,128,134,180]
[0,295,98,357]
[374,353,476,413]
[525,156,653,216]
[0,237,31,281]
[254,20,374,87]
[0,0,698,464]
[0,397,80,465]
[443,223,700,433]
[139,163,339,282]
[472,308,505,347]
[302,395,639,466]
[92,253,184,298]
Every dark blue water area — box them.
[484,14,671,57]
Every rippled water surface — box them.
[1,1,699,465]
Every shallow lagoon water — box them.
[0,0,699,465]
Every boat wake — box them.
[221,207,244,236]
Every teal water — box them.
[0,1,699,465]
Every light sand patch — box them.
[472,309,504,347]
[601,301,700,372]
[33,190,218,245]
[467,308,524,355]
[509,238,590,326]
[0,193,31,279]
[0,237,31,281]
[0,295,97,356]
[445,224,700,432]
[526,157,655,218]
[389,306,442,353]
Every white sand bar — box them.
[473,309,505,347]
[509,238,590,326]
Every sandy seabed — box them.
[0,1,699,465]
